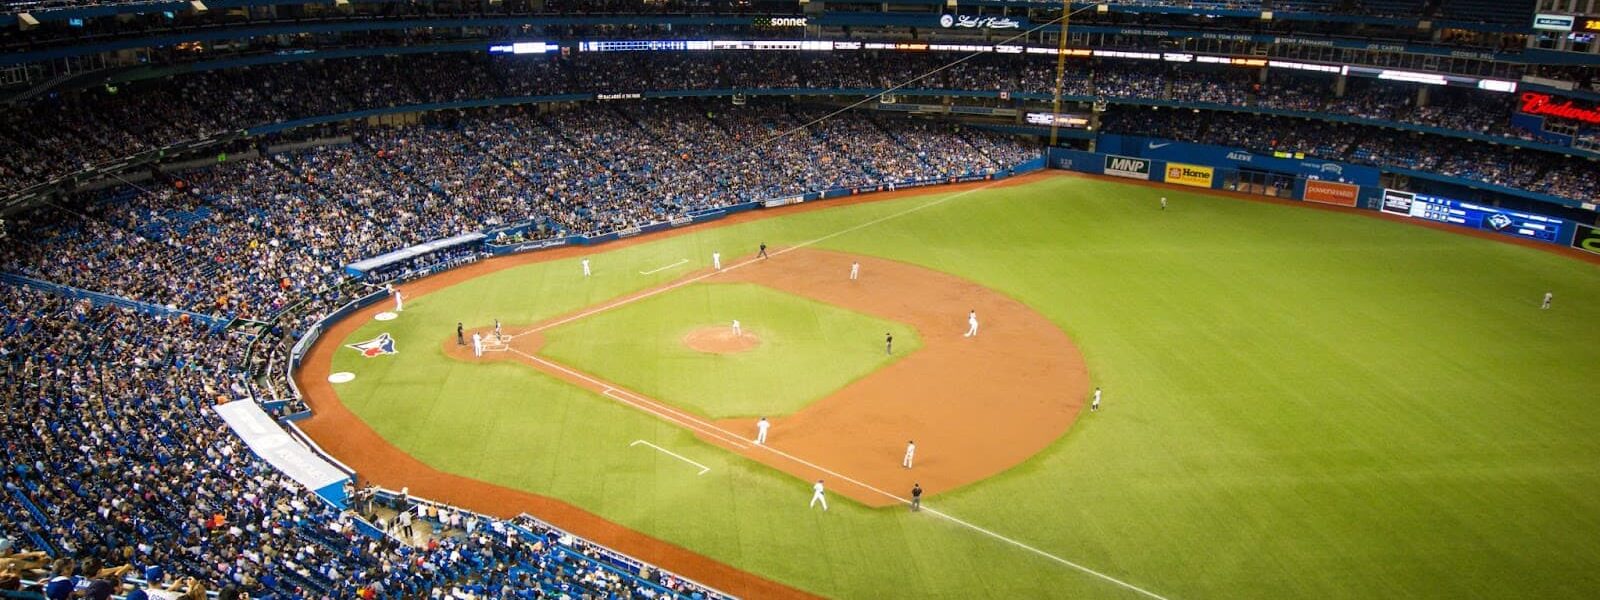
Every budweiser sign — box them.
[1518,92,1600,124]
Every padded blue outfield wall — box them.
[1046,147,1581,247]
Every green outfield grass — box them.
[329,174,1600,599]
[536,282,920,418]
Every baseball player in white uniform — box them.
[1091,387,1101,412]
[392,287,403,312]
[902,440,916,469]
[471,333,483,357]
[809,480,828,511]
[964,310,979,337]
[713,252,722,271]
[1161,196,1168,210]
[582,258,591,277]
[1541,291,1553,309]
[732,319,742,337]
[849,261,860,281]
[755,417,769,445]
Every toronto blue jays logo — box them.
[347,333,398,357]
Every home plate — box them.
[374,312,398,321]
[328,372,356,383]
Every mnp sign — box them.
[1302,180,1359,207]
[1104,154,1151,180]
[1163,163,1213,188]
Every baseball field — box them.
[299,172,1600,599]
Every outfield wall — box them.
[1047,147,1583,248]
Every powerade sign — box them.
[1104,155,1151,180]
[1571,224,1600,255]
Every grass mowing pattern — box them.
[537,282,922,419]
[330,175,1600,599]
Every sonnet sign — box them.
[1518,92,1600,124]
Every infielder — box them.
[582,258,591,277]
[755,417,769,445]
[1161,196,1168,210]
[885,332,893,355]
[850,261,860,281]
[1091,387,1102,412]
[964,310,979,337]
[758,243,769,259]
[393,288,403,312]
[1542,291,1553,309]
[902,440,916,469]
[732,319,742,337]
[471,332,483,357]
[809,479,828,511]
[712,251,722,271]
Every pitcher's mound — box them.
[683,327,761,354]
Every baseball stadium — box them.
[2,1,1599,599]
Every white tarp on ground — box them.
[215,401,348,492]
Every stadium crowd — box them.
[3,52,1591,202]
[1,101,1036,322]
[0,281,730,598]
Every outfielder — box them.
[732,319,742,337]
[1161,196,1168,210]
[582,258,591,277]
[809,479,828,511]
[1091,387,1102,412]
[850,261,860,281]
[471,332,483,357]
[902,440,916,469]
[964,310,979,337]
[713,251,722,271]
[755,417,769,445]
[1542,291,1553,309]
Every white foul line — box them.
[630,440,711,475]
[639,258,689,275]
[508,181,996,341]
[509,356,1169,596]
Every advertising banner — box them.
[1097,135,1381,186]
[1163,162,1214,188]
[1302,180,1360,207]
[215,401,349,494]
[1381,188,1415,216]
[1572,223,1600,255]
[1104,154,1152,180]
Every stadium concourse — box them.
[0,99,1036,598]
[2,53,1597,202]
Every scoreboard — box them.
[1383,189,1566,243]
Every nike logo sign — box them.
[1147,142,1172,149]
